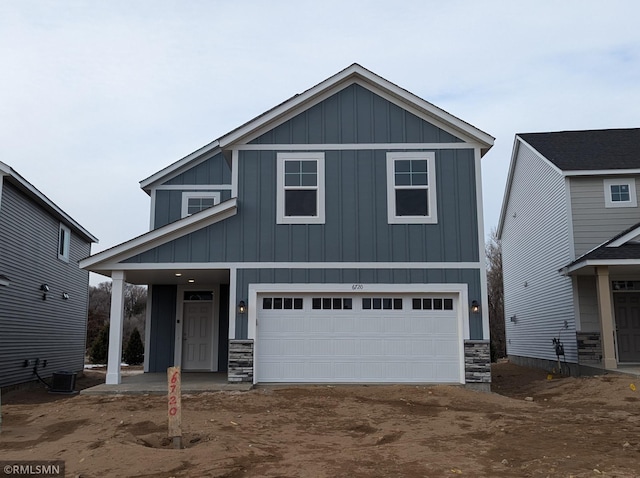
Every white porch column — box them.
[595,266,617,369]
[106,271,126,384]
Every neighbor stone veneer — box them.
[464,340,491,383]
[228,339,254,383]
[576,332,602,364]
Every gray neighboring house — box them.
[498,128,640,373]
[0,162,97,389]
[81,64,495,387]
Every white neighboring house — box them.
[498,128,640,373]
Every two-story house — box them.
[498,128,640,374]
[0,161,97,389]
[80,64,495,387]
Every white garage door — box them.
[255,293,462,383]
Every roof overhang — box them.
[80,198,237,273]
[0,161,98,243]
[138,64,495,192]
[561,259,640,276]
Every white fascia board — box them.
[562,258,640,276]
[219,64,494,151]
[608,227,640,247]
[139,142,221,193]
[80,198,237,270]
[563,168,640,177]
[0,161,98,243]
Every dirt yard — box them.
[1,362,639,477]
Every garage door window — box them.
[362,298,403,310]
[262,297,303,310]
[412,298,453,310]
[312,297,353,310]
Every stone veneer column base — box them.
[464,340,491,391]
[228,339,254,383]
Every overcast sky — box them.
[2,1,639,284]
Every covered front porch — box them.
[103,267,237,385]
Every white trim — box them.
[603,178,637,208]
[248,282,469,385]
[236,142,479,151]
[564,177,576,259]
[181,191,221,218]
[562,258,640,275]
[143,285,152,372]
[609,226,640,247]
[154,184,233,191]
[565,168,640,177]
[474,147,489,340]
[571,277,582,330]
[228,267,237,340]
[276,152,325,224]
[139,142,221,192]
[106,271,126,384]
[174,284,219,371]
[149,188,156,230]
[220,65,494,149]
[231,149,239,198]
[80,198,238,269]
[386,151,437,224]
[58,223,71,262]
[86,261,483,272]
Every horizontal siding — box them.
[125,148,479,264]
[501,143,576,362]
[570,176,640,256]
[576,276,599,332]
[0,181,91,388]
[250,84,464,145]
[234,268,483,341]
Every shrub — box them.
[123,327,144,365]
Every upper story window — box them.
[276,152,325,224]
[386,152,437,224]
[181,192,221,218]
[604,178,637,208]
[58,223,71,262]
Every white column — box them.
[106,271,126,384]
[595,266,617,369]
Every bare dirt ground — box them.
[1,362,639,477]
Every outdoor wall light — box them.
[471,300,480,313]
[62,292,70,300]
[40,283,49,300]
[510,315,517,323]
[238,300,246,314]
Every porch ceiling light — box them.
[188,279,195,283]
[238,300,246,314]
[175,273,182,277]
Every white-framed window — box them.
[181,191,221,218]
[604,178,637,208]
[386,151,437,224]
[58,223,71,261]
[276,152,325,224]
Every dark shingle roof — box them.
[519,128,640,171]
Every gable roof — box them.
[0,161,98,243]
[140,63,494,192]
[519,128,640,171]
[560,221,640,275]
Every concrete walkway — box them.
[81,372,253,395]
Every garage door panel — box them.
[257,292,462,383]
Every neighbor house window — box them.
[604,179,637,208]
[387,152,437,224]
[58,223,71,261]
[277,152,325,224]
[181,192,221,218]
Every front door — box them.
[182,301,213,370]
[614,293,640,362]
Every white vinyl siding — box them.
[571,176,640,256]
[501,141,576,362]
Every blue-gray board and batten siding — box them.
[0,181,91,388]
[124,148,479,265]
